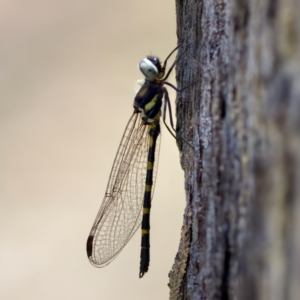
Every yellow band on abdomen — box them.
[142,229,149,236]
[143,208,150,214]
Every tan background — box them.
[0,1,186,299]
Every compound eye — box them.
[139,58,158,81]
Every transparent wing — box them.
[87,112,160,267]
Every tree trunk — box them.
[168,1,300,299]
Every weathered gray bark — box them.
[168,1,300,299]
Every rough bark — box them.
[168,0,300,299]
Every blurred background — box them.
[0,1,186,299]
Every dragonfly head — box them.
[139,56,165,81]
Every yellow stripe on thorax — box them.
[144,95,158,112]
[138,86,148,98]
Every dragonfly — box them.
[86,43,191,278]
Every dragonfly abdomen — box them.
[139,124,160,278]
